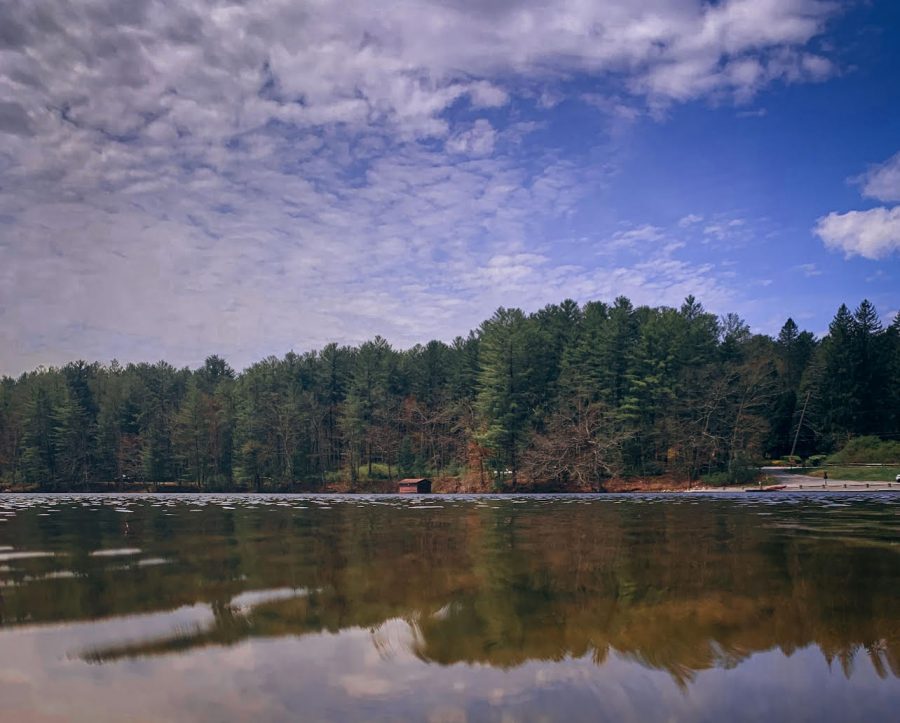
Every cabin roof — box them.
[398,478,429,484]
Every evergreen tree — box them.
[768,318,817,456]
[477,308,547,487]
[852,300,888,435]
[54,385,93,489]
[22,377,60,487]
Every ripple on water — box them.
[0,551,55,562]
[89,548,143,558]
[42,570,78,580]
[136,558,170,567]
[1,570,80,588]
[229,587,312,612]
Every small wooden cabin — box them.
[398,478,432,494]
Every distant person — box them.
[823,471,828,482]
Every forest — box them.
[0,296,897,491]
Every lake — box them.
[0,493,898,722]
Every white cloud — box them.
[857,152,900,203]
[468,81,509,109]
[603,225,667,252]
[736,108,768,119]
[701,218,748,243]
[580,94,642,122]
[795,263,822,277]
[815,206,900,260]
[678,214,704,228]
[815,150,900,260]
[0,0,839,148]
[0,0,843,373]
[446,120,497,156]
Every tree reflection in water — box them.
[1,495,896,686]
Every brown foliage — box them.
[522,401,633,490]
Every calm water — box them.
[0,494,899,722]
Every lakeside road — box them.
[753,467,900,492]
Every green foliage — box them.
[355,462,392,481]
[700,471,732,487]
[827,437,900,465]
[476,307,551,486]
[798,300,896,454]
[0,296,896,490]
[794,465,900,482]
[701,463,760,487]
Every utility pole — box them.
[789,390,811,463]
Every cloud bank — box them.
[0,0,840,373]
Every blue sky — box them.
[1,0,898,375]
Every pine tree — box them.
[886,314,900,436]
[852,300,888,435]
[804,304,860,449]
[477,308,547,487]
[768,318,817,456]
[54,385,93,489]
[22,378,59,487]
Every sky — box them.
[1,0,899,376]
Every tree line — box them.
[1,296,897,491]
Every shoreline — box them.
[3,485,899,495]
[4,467,899,495]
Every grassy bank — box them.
[790,466,900,482]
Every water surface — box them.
[0,493,898,721]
